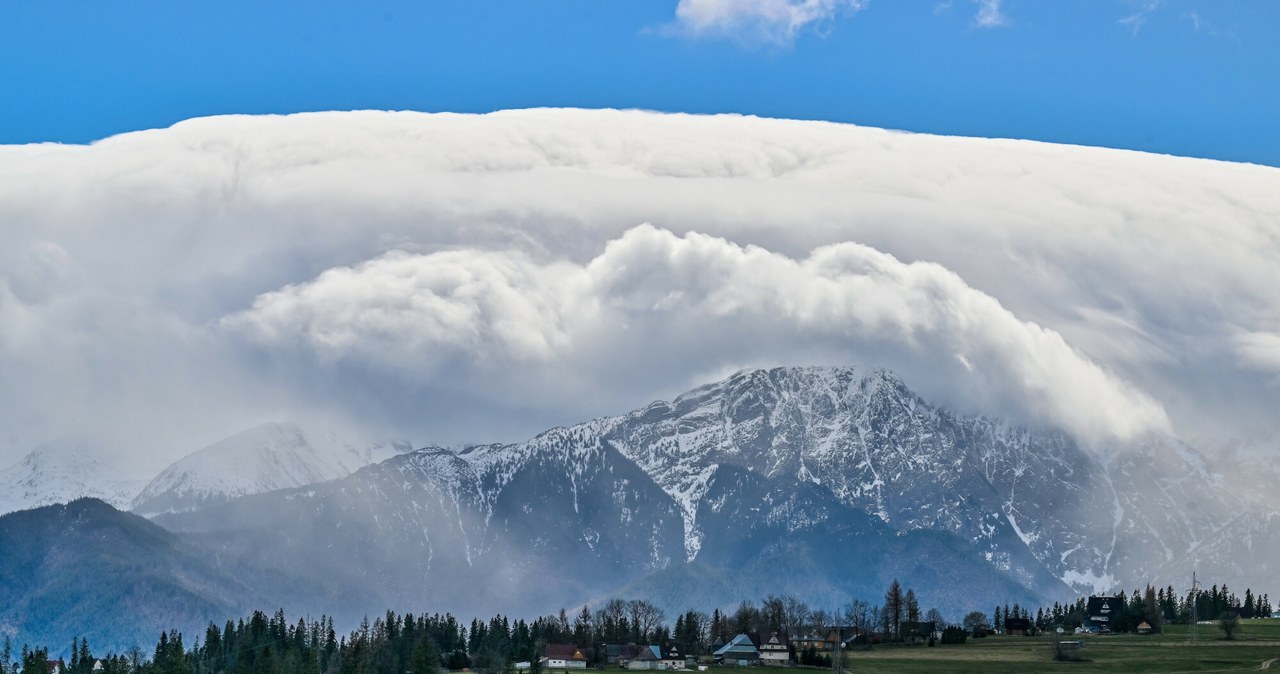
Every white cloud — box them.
[228,225,1169,445]
[1234,331,1280,377]
[1120,0,1160,36]
[973,0,1008,28]
[1,108,1278,466]
[671,0,866,45]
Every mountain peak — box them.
[0,439,143,516]
[130,422,411,516]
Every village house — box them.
[541,644,588,669]
[753,631,790,666]
[1086,596,1123,633]
[712,634,759,666]
[791,628,844,653]
[608,644,645,666]
[1003,618,1031,636]
[621,643,685,670]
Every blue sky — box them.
[2,0,1278,165]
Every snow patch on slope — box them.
[131,422,410,516]
[0,439,145,515]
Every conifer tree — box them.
[883,579,904,641]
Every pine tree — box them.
[1143,585,1163,634]
[884,580,904,641]
[410,634,441,674]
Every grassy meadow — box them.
[695,620,1280,674]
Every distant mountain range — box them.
[2,366,1276,653]
[0,423,411,518]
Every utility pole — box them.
[832,629,845,674]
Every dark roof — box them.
[611,644,644,660]
[1086,596,1122,626]
[752,630,789,648]
[1087,596,1121,615]
[542,644,588,661]
[660,643,684,660]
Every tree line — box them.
[1,580,1273,674]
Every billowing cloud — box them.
[228,225,1169,445]
[671,0,866,44]
[1,108,1278,469]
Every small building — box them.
[542,644,588,669]
[1086,596,1123,633]
[46,661,65,674]
[754,631,790,666]
[609,644,645,666]
[658,643,685,670]
[627,646,660,670]
[1136,621,1152,635]
[712,634,759,666]
[1003,618,1032,637]
[792,628,845,653]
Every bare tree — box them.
[782,595,811,635]
[809,609,830,634]
[627,600,665,643]
[762,595,786,632]
[924,608,944,626]
[844,600,870,635]
[594,598,629,643]
[734,600,762,635]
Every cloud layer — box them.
[1,108,1277,467]
[227,225,1168,446]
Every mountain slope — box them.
[600,367,1234,594]
[0,439,144,516]
[9,366,1258,648]
[155,368,1088,621]
[0,499,269,653]
[131,422,411,516]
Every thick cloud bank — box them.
[0,109,1277,467]
[227,225,1166,446]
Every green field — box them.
[701,620,1280,674]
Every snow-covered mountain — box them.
[601,367,1240,595]
[13,366,1275,646]
[170,368,1269,606]
[131,422,412,516]
[0,439,145,515]
[159,365,1252,619]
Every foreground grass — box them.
[699,619,1280,674]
